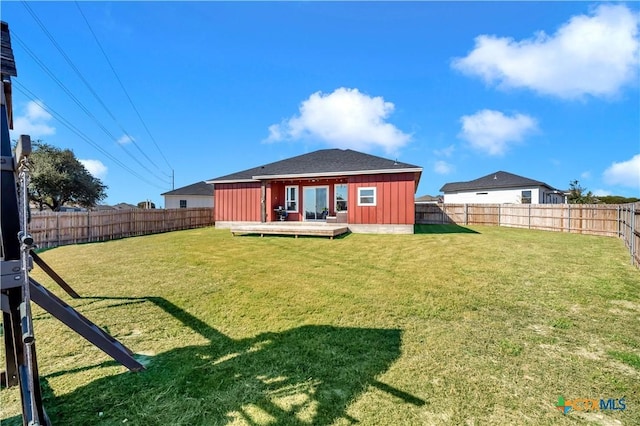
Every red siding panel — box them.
[214,182,261,222]
[376,175,385,223]
[215,173,417,225]
[347,173,417,225]
[396,176,404,222]
[383,178,391,224]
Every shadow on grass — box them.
[414,224,480,234]
[4,296,424,425]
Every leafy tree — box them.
[567,179,597,204]
[595,195,640,204]
[28,142,107,211]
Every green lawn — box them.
[1,225,638,425]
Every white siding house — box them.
[441,171,564,204]
[161,181,214,209]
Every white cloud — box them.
[266,87,411,154]
[117,135,134,145]
[458,109,537,156]
[434,144,455,157]
[11,100,56,138]
[603,154,640,188]
[452,4,640,99]
[80,159,108,179]
[434,160,454,175]
[580,171,592,179]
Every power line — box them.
[10,30,171,186]
[74,1,173,172]
[13,81,168,190]
[20,1,171,178]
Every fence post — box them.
[464,204,468,225]
[567,204,571,234]
[498,204,501,227]
[56,213,60,247]
[87,210,91,242]
[631,203,636,266]
[528,204,531,229]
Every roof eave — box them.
[442,183,558,193]
[252,167,422,180]
[206,178,258,184]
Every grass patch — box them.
[608,351,640,370]
[550,318,573,330]
[1,225,638,425]
[499,339,524,357]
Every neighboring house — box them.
[91,203,138,211]
[440,171,565,204]
[415,194,442,204]
[206,149,423,234]
[113,202,139,210]
[92,205,116,211]
[162,181,215,209]
[58,206,86,212]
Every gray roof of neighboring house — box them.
[161,181,214,197]
[113,203,138,210]
[92,203,139,210]
[415,194,442,203]
[440,171,560,193]
[207,149,422,183]
[92,204,116,211]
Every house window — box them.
[179,200,187,208]
[358,187,376,206]
[285,186,298,212]
[335,184,348,211]
[521,190,532,204]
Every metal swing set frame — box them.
[1,21,144,425]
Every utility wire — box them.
[13,81,168,190]
[20,1,170,178]
[11,30,171,186]
[75,1,173,172]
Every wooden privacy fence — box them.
[416,202,640,267]
[29,208,214,249]
[618,203,639,267]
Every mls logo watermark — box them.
[556,396,626,414]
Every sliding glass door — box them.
[303,186,329,221]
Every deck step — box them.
[230,223,349,239]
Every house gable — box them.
[440,171,564,204]
[162,181,215,209]
[440,171,558,193]
[161,181,214,197]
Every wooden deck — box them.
[230,222,349,239]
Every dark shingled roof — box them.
[161,181,214,196]
[1,21,18,77]
[207,149,422,183]
[440,171,559,193]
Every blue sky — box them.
[4,1,639,207]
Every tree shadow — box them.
[414,224,480,234]
[4,296,424,425]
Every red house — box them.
[207,149,422,234]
